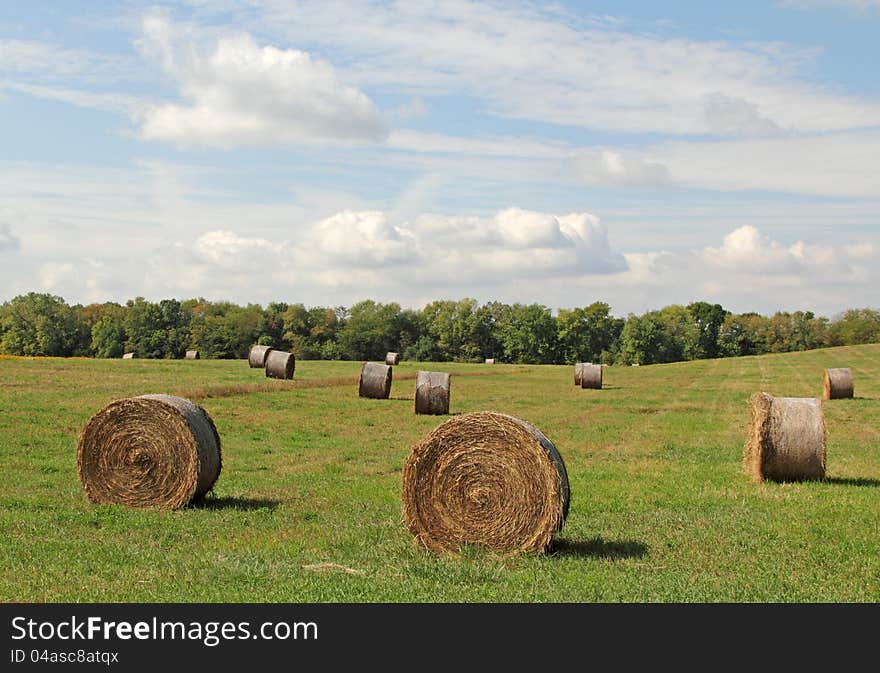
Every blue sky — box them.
[1,0,878,317]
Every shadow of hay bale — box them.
[823,476,880,488]
[191,496,281,511]
[549,536,648,560]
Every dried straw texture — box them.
[744,392,826,482]
[580,363,602,389]
[248,344,273,368]
[574,362,589,385]
[265,350,295,379]
[122,352,136,359]
[185,350,200,360]
[359,362,392,399]
[402,411,570,554]
[485,358,495,365]
[414,371,451,415]
[76,394,222,509]
[823,367,853,399]
[385,352,401,366]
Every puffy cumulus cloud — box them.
[596,225,878,313]
[0,223,20,251]
[140,207,626,301]
[137,14,387,147]
[305,211,418,266]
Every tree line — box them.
[1,292,878,365]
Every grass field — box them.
[1,345,879,602]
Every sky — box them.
[1,0,879,318]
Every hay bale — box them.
[359,362,392,399]
[402,411,570,554]
[574,362,590,385]
[185,350,200,360]
[76,394,222,509]
[415,371,451,415]
[580,363,602,389]
[122,352,136,359]
[385,351,400,366]
[248,344,273,368]
[744,392,826,482]
[265,350,295,379]
[823,367,853,399]
[485,358,495,364]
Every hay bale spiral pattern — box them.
[359,362,392,399]
[744,392,826,482]
[76,394,222,509]
[414,371,451,415]
[265,350,295,379]
[402,411,570,554]
[823,367,853,399]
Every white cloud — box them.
[247,0,880,136]
[0,223,20,251]
[137,13,387,147]
[574,150,670,188]
[0,39,130,81]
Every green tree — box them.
[90,303,126,358]
[687,301,728,359]
[495,303,558,364]
[556,301,623,364]
[828,309,880,346]
[336,300,404,360]
[0,293,84,356]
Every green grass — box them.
[1,346,879,602]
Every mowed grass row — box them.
[1,346,878,602]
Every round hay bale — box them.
[580,363,602,389]
[265,350,295,379]
[744,392,826,482]
[185,350,200,360]
[248,344,273,368]
[402,411,570,554]
[415,371,451,415]
[485,358,495,365]
[359,362,392,399]
[76,394,222,509]
[573,362,590,385]
[385,351,400,366]
[122,352,136,359]
[823,367,853,399]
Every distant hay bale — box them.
[574,362,590,385]
[385,352,400,366]
[823,367,853,399]
[580,363,602,389]
[185,350,200,360]
[414,371,451,415]
[122,352,136,359]
[402,411,570,554]
[265,350,295,379]
[359,362,392,399]
[485,358,495,365]
[76,394,222,509]
[248,344,273,368]
[744,392,826,483]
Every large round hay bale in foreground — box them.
[185,350,200,360]
[248,344,273,368]
[385,351,400,366]
[744,392,826,482]
[359,362,392,399]
[415,371,451,415]
[574,362,589,385]
[76,394,222,509]
[265,350,295,379]
[823,367,853,399]
[402,411,570,554]
[580,363,602,389]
